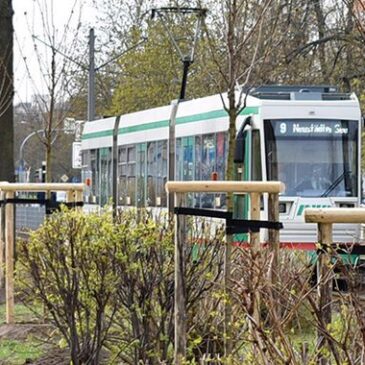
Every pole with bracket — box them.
[88,28,95,121]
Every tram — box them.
[81,85,363,247]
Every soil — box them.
[26,347,70,365]
[0,324,49,341]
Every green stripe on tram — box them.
[118,120,169,134]
[81,106,260,140]
[82,130,114,139]
[175,106,259,125]
[176,109,227,124]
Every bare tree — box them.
[201,0,284,356]
[16,0,84,182]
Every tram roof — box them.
[247,85,354,101]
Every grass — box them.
[0,303,45,364]
[0,339,43,364]
[0,303,42,325]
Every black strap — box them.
[174,207,283,232]
[227,218,283,232]
[64,202,84,208]
[226,226,250,234]
[174,207,232,219]
[0,199,83,208]
[0,198,44,205]
[226,219,283,234]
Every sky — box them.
[13,0,97,105]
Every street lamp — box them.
[19,129,43,170]
[18,128,69,182]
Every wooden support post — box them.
[5,191,14,324]
[164,181,285,362]
[224,234,232,358]
[268,193,280,320]
[250,193,261,252]
[0,191,4,287]
[268,193,280,257]
[66,190,75,204]
[317,222,333,365]
[75,190,83,211]
[250,192,261,323]
[174,192,186,364]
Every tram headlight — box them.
[279,203,287,214]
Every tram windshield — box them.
[264,120,358,197]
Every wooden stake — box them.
[224,235,232,357]
[250,192,261,323]
[5,191,14,324]
[75,190,83,211]
[250,192,261,251]
[268,193,280,320]
[317,223,333,365]
[66,190,75,204]
[0,191,5,287]
[174,192,186,364]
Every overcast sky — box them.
[13,0,97,105]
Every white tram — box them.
[81,85,363,247]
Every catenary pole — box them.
[88,28,95,121]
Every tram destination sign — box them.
[274,120,349,137]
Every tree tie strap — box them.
[0,199,83,208]
[173,207,283,234]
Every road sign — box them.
[61,174,69,182]
[72,142,82,169]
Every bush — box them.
[18,208,225,364]
[18,207,120,365]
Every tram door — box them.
[136,143,147,208]
[99,147,112,206]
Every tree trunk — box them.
[313,0,328,82]
[343,0,355,92]
[45,48,56,183]
[0,0,14,182]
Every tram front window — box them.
[264,120,358,197]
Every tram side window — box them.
[176,138,182,180]
[183,137,194,181]
[194,135,202,207]
[177,132,227,209]
[216,131,227,209]
[216,132,226,180]
[201,134,216,208]
[118,147,127,205]
[90,149,99,204]
[99,148,112,206]
[81,150,92,202]
[146,140,168,207]
[157,140,167,207]
[137,144,146,207]
[127,146,136,206]
[183,137,194,206]
[147,142,157,206]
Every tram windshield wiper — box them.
[321,171,351,197]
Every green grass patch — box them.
[0,339,44,364]
[0,303,42,325]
